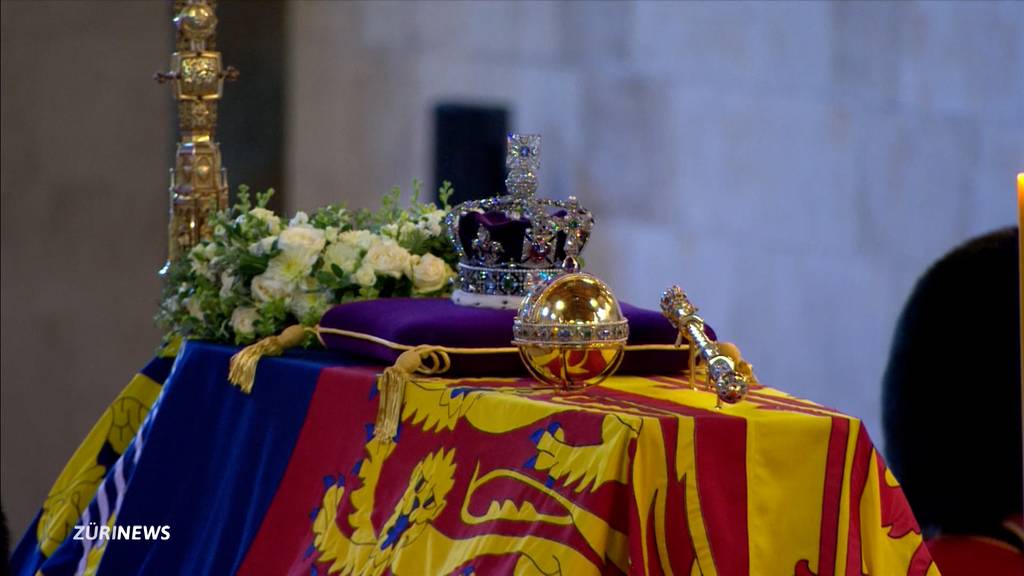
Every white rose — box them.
[289,211,309,227]
[248,235,278,256]
[289,278,332,322]
[324,226,340,244]
[411,253,452,294]
[323,241,361,275]
[278,226,326,262]
[338,230,375,251]
[230,306,259,337]
[189,255,210,280]
[363,239,411,279]
[397,221,422,245]
[219,271,236,298]
[353,263,377,287]
[164,295,181,313]
[381,223,400,239]
[419,210,446,236]
[250,273,295,303]
[270,225,326,280]
[248,207,281,234]
[189,245,216,281]
[185,296,205,321]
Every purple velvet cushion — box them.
[319,298,709,376]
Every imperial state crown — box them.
[445,134,594,309]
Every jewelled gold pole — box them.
[156,0,238,273]
[660,285,749,404]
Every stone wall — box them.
[1,1,171,535]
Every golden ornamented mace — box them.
[157,0,238,273]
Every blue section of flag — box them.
[15,342,350,576]
[9,356,175,576]
[139,355,175,386]
[91,342,325,575]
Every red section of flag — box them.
[875,450,920,541]
[815,416,851,576]
[694,411,749,575]
[845,424,873,575]
[659,417,698,575]
[236,366,380,576]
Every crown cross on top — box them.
[505,134,540,197]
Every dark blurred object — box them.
[433,104,508,205]
[926,529,1024,576]
[216,0,286,212]
[2,502,8,574]
[882,227,1022,572]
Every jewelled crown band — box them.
[456,263,563,297]
[445,133,595,307]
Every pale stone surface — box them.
[579,73,676,222]
[1,2,171,534]
[560,2,632,67]
[831,2,903,106]
[898,1,1024,116]
[853,110,979,263]
[631,1,833,98]
[361,0,565,63]
[666,90,861,255]
[971,113,1024,234]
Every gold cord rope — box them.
[228,324,698,444]
[314,326,689,355]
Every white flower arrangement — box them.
[158,181,458,344]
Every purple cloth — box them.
[319,298,713,376]
[457,211,568,264]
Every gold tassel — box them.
[228,325,309,393]
[373,348,430,443]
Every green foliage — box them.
[157,181,459,346]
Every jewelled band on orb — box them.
[512,320,629,347]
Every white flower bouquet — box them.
[158,181,458,344]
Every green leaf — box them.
[256,188,275,208]
[438,180,454,207]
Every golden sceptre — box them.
[660,285,750,404]
[156,0,238,274]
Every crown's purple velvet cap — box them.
[458,211,568,265]
[319,297,716,376]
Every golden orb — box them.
[512,272,628,390]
